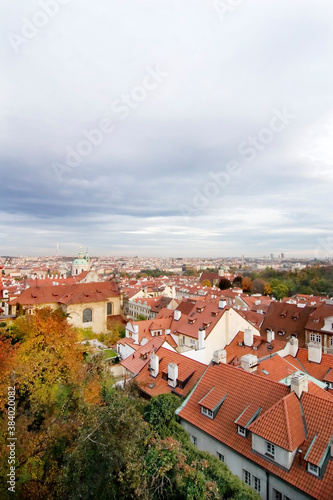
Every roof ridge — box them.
[283,396,293,449]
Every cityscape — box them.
[1,0,333,499]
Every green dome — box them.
[73,258,89,265]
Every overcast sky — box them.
[1,0,332,258]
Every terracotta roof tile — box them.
[135,347,206,398]
[178,363,333,500]
[248,393,306,451]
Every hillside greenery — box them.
[232,265,333,299]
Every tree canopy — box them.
[0,308,261,500]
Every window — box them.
[201,407,214,419]
[237,425,246,437]
[307,463,320,477]
[265,441,275,459]
[310,333,321,343]
[216,452,224,462]
[253,476,261,492]
[190,339,196,345]
[273,490,282,500]
[330,337,333,347]
[273,490,293,500]
[107,302,112,315]
[243,469,251,486]
[83,308,92,323]
[191,435,197,446]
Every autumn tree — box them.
[0,308,85,499]
[242,276,252,292]
[202,279,212,288]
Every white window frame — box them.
[191,435,197,446]
[307,462,320,477]
[201,406,214,419]
[237,425,246,437]
[310,333,321,343]
[265,441,275,459]
[216,452,224,462]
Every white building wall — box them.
[180,420,312,500]
[179,309,260,364]
[252,435,297,470]
[117,342,135,360]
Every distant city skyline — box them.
[1,1,333,259]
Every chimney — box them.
[240,354,258,373]
[132,323,139,343]
[198,328,205,350]
[267,329,275,343]
[289,337,299,357]
[213,349,226,364]
[308,342,322,364]
[174,310,181,321]
[165,329,171,335]
[168,363,178,388]
[244,328,253,347]
[290,373,308,398]
[150,353,159,377]
[219,299,227,309]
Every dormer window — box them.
[265,441,275,459]
[307,463,320,477]
[201,407,214,419]
[237,425,246,437]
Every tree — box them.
[242,276,252,292]
[0,308,85,499]
[232,276,242,287]
[143,394,180,437]
[218,278,232,290]
[250,279,266,295]
[202,279,212,288]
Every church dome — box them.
[73,258,88,265]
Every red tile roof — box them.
[225,331,286,364]
[120,337,166,375]
[305,302,333,333]
[10,281,120,306]
[178,362,333,500]
[248,393,306,451]
[135,347,206,398]
[284,348,333,384]
[260,302,316,347]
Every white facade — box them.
[181,420,312,500]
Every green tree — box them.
[218,278,232,290]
